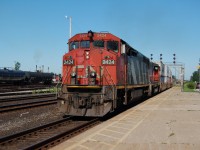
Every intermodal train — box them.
[58,31,172,117]
[0,68,53,84]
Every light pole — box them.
[65,16,72,38]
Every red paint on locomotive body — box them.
[62,31,120,86]
[153,64,160,82]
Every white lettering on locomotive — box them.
[63,59,73,65]
[97,33,106,38]
[102,60,115,65]
[79,34,87,38]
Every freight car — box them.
[25,71,53,84]
[0,68,25,83]
[156,62,172,90]
[58,31,172,117]
[0,68,53,84]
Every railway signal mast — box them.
[160,54,162,62]
[150,54,153,61]
[165,53,185,91]
[173,54,176,64]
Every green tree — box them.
[190,71,199,82]
[14,61,21,70]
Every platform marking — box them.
[104,128,128,135]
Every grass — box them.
[183,82,196,92]
[32,87,61,94]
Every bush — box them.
[187,82,195,89]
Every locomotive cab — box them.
[62,31,120,86]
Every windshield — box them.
[80,41,90,48]
[107,41,118,52]
[93,40,104,48]
[69,41,79,50]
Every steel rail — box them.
[0,99,57,113]
[0,117,100,150]
[0,93,56,103]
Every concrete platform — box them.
[51,87,200,150]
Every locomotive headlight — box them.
[89,71,96,85]
[85,51,90,60]
[86,55,90,59]
[90,72,96,78]
[71,72,76,77]
[154,66,158,70]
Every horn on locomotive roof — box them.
[87,30,94,39]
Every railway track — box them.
[0,93,57,113]
[0,88,56,97]
[0,93,56,103]
[0,117,100,150]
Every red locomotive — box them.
[58,31,172,117]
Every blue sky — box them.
[0,0,200,80]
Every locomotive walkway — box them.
[51,87,200,150]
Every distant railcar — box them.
[0,68,53,84]
[0,68,26,83]
[156,62,172,90]
[58,31,172,117]
[25,71,53,84]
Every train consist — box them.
[0,68,53,84]
[58,31,172,117]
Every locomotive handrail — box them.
[56,67,72,97]
[103,66,117,110]
[103,67,116,86]
[62,67,72,85]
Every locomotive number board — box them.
[63,59,74,65]
[102,60,115,65]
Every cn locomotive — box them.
[0,68,53,84]
[58,31,172,117]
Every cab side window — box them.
[93,40,104,48]
[80,41,90,48]
[107,41,118,52]
[69,41,79,50]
